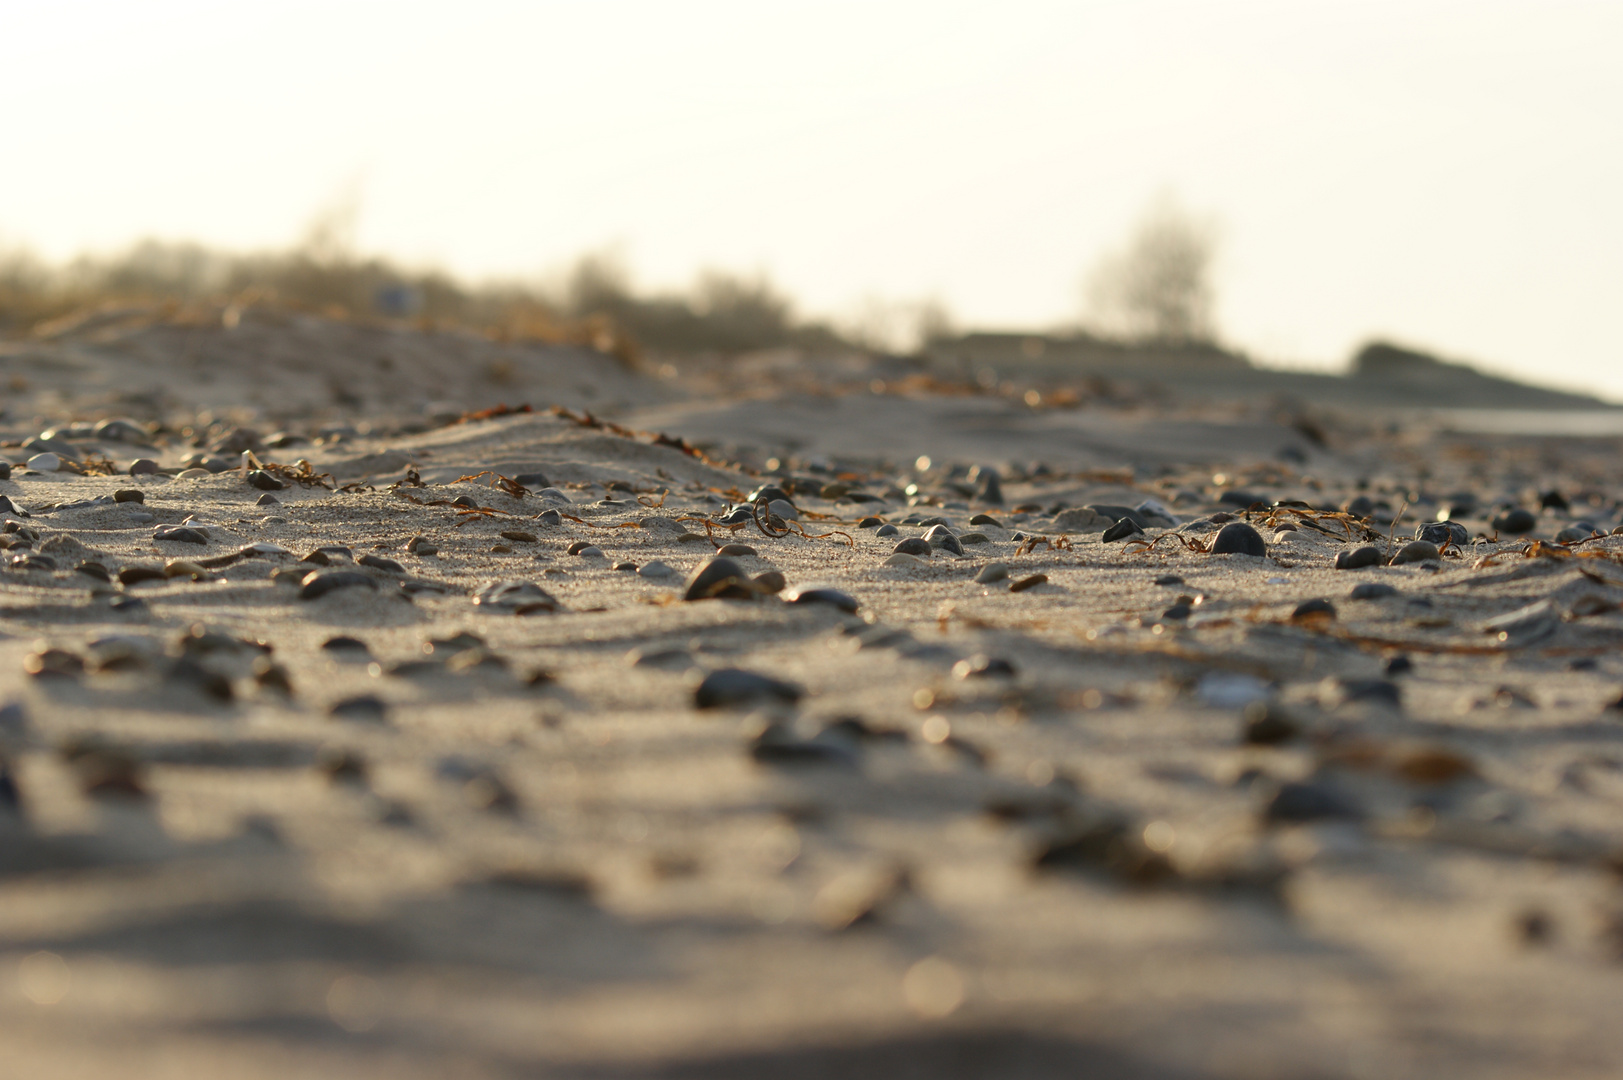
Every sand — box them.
[0,307,1621,1078]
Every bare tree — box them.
[1086,196,1218,343]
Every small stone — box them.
[322,636,371,654]
[1349,582,1398,600]
[977,468,1004,505]
[113,489,145,504]
[406,536,438,556]
[117,566,167,586]
[154,526,208,545]
[1101,517,1145,543]
[299,570,377,600]
[784,585,860,613]
[471,580,560,613]
[1009,573,1048,592]
[572,545,604,558]
[0,495,28,518]
[976,562,1010,584]
[693,668,803,709]
[1161,603,1192,621]
[163,559,209,580]
[767,498,799,521]
[613,561,638,572]
[884,552,927,568]
[957,532,989,545]
[1416,521,1468,547]
[501,530,538,542]
[255,493,280,506]
[752,570,787,593]
[1155,574,1184,586]
[1241,701,1301,745]
[857,517,883,529]
[718,543,757,556]
[1210,522,1267,556]
[175,468,211,480]
[1334,545,1382,569]
[128,459,160,475]
[0,462,11,481]
[892,537,932,557]
[26,453,61,472]
[1385,655,1414,676]
[565,541,592,555]
[954,654,1016,678]
[1052,507,1111,532]
[246,470,287,491]
[358,554,404,573]
[638,560,676,578]
[330,695,390,721]
[1263,780,1363,823]
[1291,598,1336,623]
[749,484,791,505]
[875,524,899,537]
[75,561,111,581]
[1390,540,1440,565]
[537,509,562,527]
[514,471,551,489]
[970,513,1002,527]
[1491,508,1537,534]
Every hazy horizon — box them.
[4,0,1620,397]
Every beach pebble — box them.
[892,538,931,557]
[358,554,404,573]
[471,580,560,613]
[1390,540,1440,565]
[572,545,604,558]
[1334,545,1382,570]
[331,695,390,722]
[128,459,160,475]
[500,530,538,543]
[717,543,757,556]
[113,489,145,504]
[1053,507,1111,532]
[26,453,60,473]
[1242,701,1301,745]
[613,561,638,572]
[246,470,286,491]
[514,471,551,488]
[784,585,860,613]
[954,654,1016,678]
[1491,508,1537,534]
[1263,780,1363,823]
[1416,521,1468,547]
[1102,517,1145,543]
[1291,598,1337,622]
[1009,573,1048,592]
[684,557,755,601]
[638,560,676,578]
[884,552,927,568]
[406,535,436,555]
[1155,574,1184,586]
[976,562,1010,584]
[957,532,989,545]
[1349,582,1398,600]
[299,570,376,600]
[1556,525,1596,543]
[154,526,208,545]
[117,566,167,586]
[1210,522,1266,556]
[163,559,208,580]
[693,668,803,709]
[176,468,211,480]
[752,570,786,593]
[875,523,899,537]
[537,509,562,527]
[0,462,9,481]
[322,636,372,655]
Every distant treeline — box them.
[0,239,852,360]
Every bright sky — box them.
[4,0,1620,397]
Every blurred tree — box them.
[1086,196,1218,343]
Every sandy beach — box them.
[1,308,1622,1078]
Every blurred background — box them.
[3,0,1620,396]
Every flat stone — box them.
[471,580,560,613]
[1052,507,1111,532]
[884,553,927,568]
[1263,780,1364,823]
[358,554,404,573]
[1101,517,1145,543]
[638,560,676,578]
[26,453,60,473]
[1335,545,1382,569]
[1390,540,1440,565]
[874,524,899,537]
[693,668,804,709]
[891,537,931,557]
[976,562,1010,584]
[112,489,145,504]
[717,543,757,557]
[684,556,755,601]
[1210,522,1267,556]
[153,526,208,545]
[500,530,538,543]
[299,571,377,600]
[1349,582,1398,600]
[246,470,287,491]
[1491,508,1538,534]
[784,586,860,613]
[128,459,160,475]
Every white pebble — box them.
[638,560,676,578]
[26,453,59,472]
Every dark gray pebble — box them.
[1218,490,1268,509]
[1491,508,1537,534]
[1241,701,1301,745]
[694,668,804,709]
[717,543,757,556]
[857,517,883,529]
[322,636,371,654]
[1155,574,1184,586]
[953,654,1017,678]
[1343,495,1374,518]
[749,484,791,505]
[892,537,931,557]
[970,513,1002,527]
[76,561,111,581]
[113,489,145,504]
[0,462,10,482]
[1327,677,1402,707]
[358,554,404,573]
[684,557,755,601]
[1416,521,1468,547]
[256,493,280,506]
[330,695,390,721]
[154,526,208,545]
[1390,540,1440,565]
[1210,522,1266,556]
[299,571,377,600]
[784,586,860,613]
[247,470,287,491]
[537,509,562,526]
[128,459,160,475]
[471,580,560,613]
[514,472,551,488]
[1349,582,1399,600]
[1263,780,1363,823]
[109,596,148,614]
[1161,603,1192,621]
[1291,598,1336,620]
[0,495,30,518]
[1385,655,1414,676]
[1101,517,1144,543]
[874,523,899,537]
[1335,545,1382,570]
